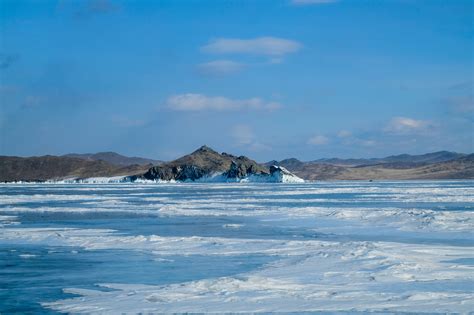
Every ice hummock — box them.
[47,165,305,184]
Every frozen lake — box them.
[1,181,473,313]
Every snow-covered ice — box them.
[0,181,472,313]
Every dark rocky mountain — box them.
[137,145,269,181]
[63,152,162,166]
[0,155,149,182]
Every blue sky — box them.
[0,0,472,161]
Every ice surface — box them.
[1,181,473,313]
[37,234,473,313]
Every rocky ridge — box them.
[132,146,302,182]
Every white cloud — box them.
[307,135,329,145]
[201,37,302,57]
[384,117,432,134]
[231,124,271,151]
[232,124,254,145]
[337,130,352,138]
[248,142,272,151]
[166,93,281,111]
[291,0,338,5]
[360,139,376,147]
[269,57,284,64]
[197,60,244,76]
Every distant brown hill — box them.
[270,154,474,180]
[63,152,162,166]
[0,155,150,182]
[308,151,466,166]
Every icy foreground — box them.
[1,181,473,313]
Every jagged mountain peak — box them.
[193,145,219,154]
[140,146,274,182]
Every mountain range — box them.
[0,155,152,182]
[268,153,474,180]
[307,151,466,166]
[62,152,162,166]
[0,148,472,182]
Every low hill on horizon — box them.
[63,152,162,166]
[272,151,466,167]
[0,155,150,182]
[270,154,474,180]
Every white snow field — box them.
[0,181,473,313]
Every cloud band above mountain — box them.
[165,93,281,112]
[201,37,302,56]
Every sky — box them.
[0,0,472,161]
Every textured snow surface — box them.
[1,226,472,313]
[1,181,473,313]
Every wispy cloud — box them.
[307,135,329,145]
[337,130,352,138]
[291,0,338,5]
[197,60,245,76]
[231,124,271,151]
[359,139,376,147]
[166,93,281,111]
[335,130,377,147]
[232,124,255,145]
[384,117,433,135]
[202,37,302,57]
